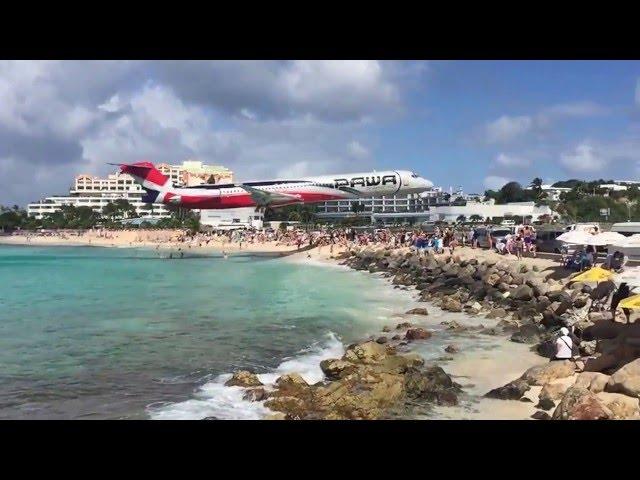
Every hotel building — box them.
[27,160,234,220]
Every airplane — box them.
[110,161,432,211]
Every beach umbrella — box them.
[614,267,640,289]
[571,266,615,283]
[618,294,640,310]
[557,230,593,244]
[617,234,640,248]
[584,231,627,246]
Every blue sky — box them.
[1,60,639,206]
[373,61,640,193]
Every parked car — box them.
[535,229,567,253]
[476,227,513,249]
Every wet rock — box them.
[531,410,551,420]
[406,307,429,315]
[391,335,401,340]
[444,344,459,354]
[344,341,388,365]
[225,370,263,388]
[521,361,575,386]
[441,296,463,312]
[404,366,461,405]
[405,328,432,341]
[606,358,640,398]
[382,325,391,333]
[243,387,268,402]
[275,373,309,390]
[264,395,308,419]
[376,336,388,344]
[395,322,413,330]
[320,359,357,380]
[552,387,613,420]
[485,379,530,400]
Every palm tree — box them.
[469,214,483,223]
[529,177,543,197]
[456,215,467,224]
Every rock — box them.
[536,339,557,359]
[395,322,413,330]
[579,340,597,356]
[444,344,459,354]
[320,359,357,380]
[486,308,507,319]
[510,324,545,344]
[376,336,388,344]
[606,358,640,398]
[263,395,307,419]
[539,376,576,402]
[406,307,429,315]
[512,285,534,301]
[573,296,588,309]
[243,387,268,402]
[391,335,401,340]
[521,361,575,386]
[441,296,463,312]
[343,341,388,365]
[574,372,610,393]
[552,387,613,420]
[382,325,391,333]
[225,370,263,388]
[536,398,555,411]
[531,410,551,420]
[404,366,461,406]
[485,379,530,400]
[405,328,432,341]
[595,392,640,419]
[275,373,308,390]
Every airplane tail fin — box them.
[108,161,170,192]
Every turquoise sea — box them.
[0,245,425,419]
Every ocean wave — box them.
[148,332,344,420]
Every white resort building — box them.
[27,160,234,221]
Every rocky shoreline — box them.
[224,245,640,420]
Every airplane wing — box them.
[238,184,302,206]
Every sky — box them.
[1,60,640,206]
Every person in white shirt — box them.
[553,327,573,361]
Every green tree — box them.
[469,214,483,223]
[529,177,543,197]
[456,215,467,223]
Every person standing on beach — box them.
[487,229,493,252]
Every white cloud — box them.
[494,153,531,168]
[559,142,607,173]
[543,101,608,118]
[486,115,533,143]
[483,175,512,190]
[346,140,369,159]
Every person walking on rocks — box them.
[552,327,573,362]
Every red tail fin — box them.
[112,161,169,188]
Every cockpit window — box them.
[410,173,419,178]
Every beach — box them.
[3,234,637,420]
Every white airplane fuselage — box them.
[118,162,432,210]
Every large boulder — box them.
[510,324,546,344]
[275,373,309,390]
[538,376,576,402]
[606,358,640,398]
[320,359,357,380]
[225,370,263,387]
[574,372,610,393]
[595,392,640,419]
[404,366,461,406]
[520,361,575,386]
[485,379,530,400]
[552,387,613,420]
[512,284,534,301]
[343,341,387,365]
[441,296,463,312]
[405,328,432,341]
[486,308,508,319]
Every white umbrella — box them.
[557,230,593,244]
[618,234,640,248]
[584,231,628,246]
[614,267,640,289]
